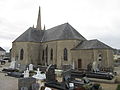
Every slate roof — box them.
[14,23,86,42]
[0,47,5,51]
[42,23,86,42]
[14,27,44,42]
[72,39,113,50]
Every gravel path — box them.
[0,73,18,90]
[0,63,18,90]
[100,83,117,90]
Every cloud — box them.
[0,0,120,51]
[98,34,120,49]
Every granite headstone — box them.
[46,64,56,82]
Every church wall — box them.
[56,40,81,68]
[92,49,113,68]
[71,49,113,69]
[40,39,81,68]
[103,49,113,68]
[27,42,41,65]
[71,50,93,69]
[11,42,29,65]
[40,41,57,66]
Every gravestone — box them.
[46,64,56,82]
[19,64,26,72]
[62,65,72,71]
[32,83,39,90]
[17,64,21,69]
[29,64,33,71]
[62,69,72,82]
[18,77,36,90]
[9,60,16,69]
[23,68,29,78]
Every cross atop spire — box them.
[36,6,41,30]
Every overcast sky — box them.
[0,0,120,52]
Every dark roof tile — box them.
[42,23,86,42]
[14,23,86,42]
[72,39,112,50]
[14,27,44,42]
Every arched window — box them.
[64,48,68,61]
[42,50,44,61]
[20,49,24,60]
[50,49,53,60]
[98,53,102,61]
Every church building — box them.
[11,7,113,69]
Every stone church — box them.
[11,7,113,69]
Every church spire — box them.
[36,6,41,30]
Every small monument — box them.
[32,68,46,80]
[23,68,29,78]
[29,64,33,71]
[37,68,41,75]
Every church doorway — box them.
[78,59,82,69]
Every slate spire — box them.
[36,6,41,30]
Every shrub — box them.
[93,83,100,89]
[116,84,120,90]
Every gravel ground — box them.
[0,63,18,90]
[0,73,18,90]
[99,66,120,90]
[100,83,118,90]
